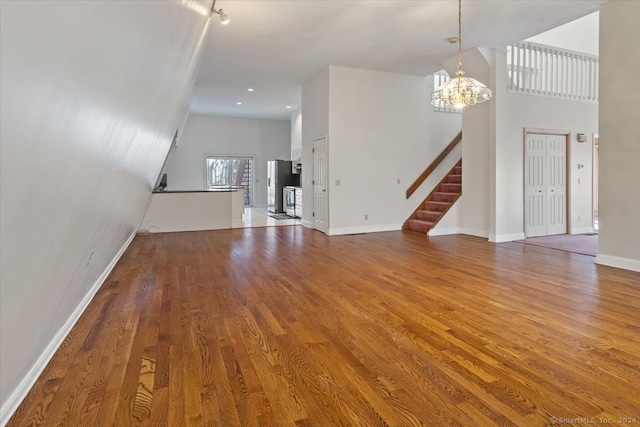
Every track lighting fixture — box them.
[212,8,229,25]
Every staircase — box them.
[403,160,462,234]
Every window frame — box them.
[204,154,256,207]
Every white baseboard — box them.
[461,227,489,239]
[301,220,313,228]
[489,232,525,243]
[571,227,595,235]
[0,231,137,426]
[327,223,402,236]
[595,254,640,273]
[428,227,462,236]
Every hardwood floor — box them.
[8,227,640,426]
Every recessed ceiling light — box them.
[286,105,292,109]
[236,102,242,105]
[247,88,254,92]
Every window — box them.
[433,70,461,114]
[206,156,254,206]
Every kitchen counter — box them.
[152,189,238,194]
[142,189,245,233]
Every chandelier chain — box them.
[430,0,492,109]
[458,0,462,72]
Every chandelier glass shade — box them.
[431,70,492,109]
[431,0,492,109]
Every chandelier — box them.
[431,0,492,110]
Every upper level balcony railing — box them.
[507,41,598,102]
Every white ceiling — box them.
[190,0,606,120]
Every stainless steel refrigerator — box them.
[267,160,299,213]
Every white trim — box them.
[571,227,596,235]
[592,133,599,232]
[523,130,570,238]
[461,227,490,238]
[0,231,137,426]
[428,227,462,236]
[312,135,328,233]
[301,219,313,228]
[489,232,526,243]
[327,223,402,236]
[595,254,640,273]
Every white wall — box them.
[438,49,494,239]
[301,68,330,227]
[455,50,494,239]
[492,47,598,240]
[527,11,599,56]
[325,66,462,235]
[163,115,291,207]
[499,95,598,236]
[291,108,302,162]
[0,0,210,420]
[597,1,640,272]
[454,47,598,243]
[141,191,244,233]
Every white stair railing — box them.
[507,41,598,102]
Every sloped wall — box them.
[526,11,599,56]
[0,0,211,418]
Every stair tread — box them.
[406,159,461,235]
[406,218,435,233]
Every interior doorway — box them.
[524,130,570,238]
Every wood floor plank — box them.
[7,284,115,426]
[7,228,640,426]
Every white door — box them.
[546,134,567,235]
[313,137,327,233]
[524,133,567,237]
[525,134,547,237]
